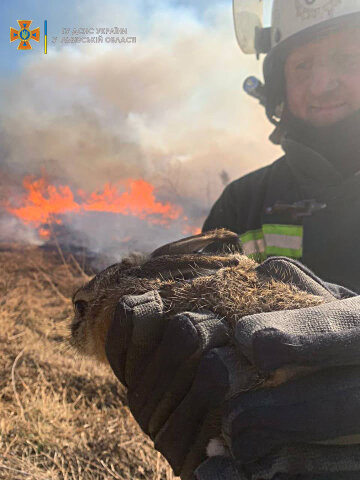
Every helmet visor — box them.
[233,0,264,54]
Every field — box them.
[0,244,176,480]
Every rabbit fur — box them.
[70,229,323,364]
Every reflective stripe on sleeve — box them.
[240,224,303,260]
[240,229,265,256]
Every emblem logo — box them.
[10,20,40,50]
[295,0,342,20]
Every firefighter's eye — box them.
[295,60,311,71]
[335,53,360,69]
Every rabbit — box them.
[70,228,323,364]
[69,229,325,461]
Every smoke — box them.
[0,0,281,258]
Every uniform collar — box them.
[280,108,360,181]
[281,136,343,192]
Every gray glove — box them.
[105,290,258,479]
[236,257,358,374]
[222,257,360,479]
[105,256,360,480]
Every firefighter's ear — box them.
[150,229,242,257]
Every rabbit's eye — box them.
[74,300,88,316]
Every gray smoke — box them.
[0,1,280,258]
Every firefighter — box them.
[203,0,360,294]
[105,2,360,478]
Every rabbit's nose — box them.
[71,319,82,336]
[74,299,88,317]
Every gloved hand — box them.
[236,256,358,373]
[222,256,360,479]
[105,255,360,480]
[105,290,260,479]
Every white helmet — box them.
[233,0,360,123]
[270,0,360,51]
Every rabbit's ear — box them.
[150,229,242,257]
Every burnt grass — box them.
[0,243,176,480]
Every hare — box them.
[69,229,326,463]
[70,229,324,365]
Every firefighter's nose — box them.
[308,64,339,97]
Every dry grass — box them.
[0,243,176,480]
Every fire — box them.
[7,177,79,225]
[81,179,181,222]
[5,175,199,240]
[38,228,51,239]
[183,225,202,236]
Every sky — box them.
[0,0,280,255]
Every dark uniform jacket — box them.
[203,137,360,294]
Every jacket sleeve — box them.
[202,183,240,234]
[202,165,271,235]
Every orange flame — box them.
[7,177,80,225]
[81,179,181,223]
[5,175,197,239]
[38,228,51,239]
[182,225,202,236]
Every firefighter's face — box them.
[285,28,360,127]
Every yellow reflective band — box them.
[240,229,265,256]
[240,224,303,260]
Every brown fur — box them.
[70,229,323,379]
